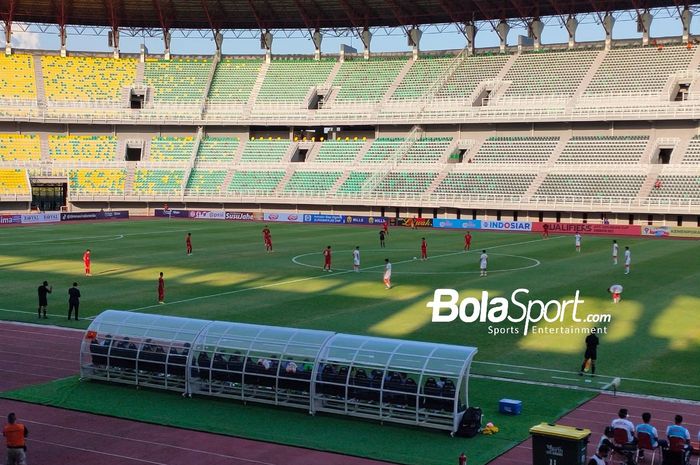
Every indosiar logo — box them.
[427,289,604,335]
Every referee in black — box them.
[68,282,81,321]
[579,331,599,376]
[37,281,52,319]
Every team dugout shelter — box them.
[81,310,478,433]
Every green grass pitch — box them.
[2,218,700,464]
[1,219,699,399]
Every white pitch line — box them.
[25,439,172,465]
[120,235,560,315]
[551,375,608,386]
[474,360,700,390]
[0,307,71,319]
[497,369,525,375]
[0,234,124,246]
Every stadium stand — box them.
[283,171,342,193]
[583,45,694,97]
[185,169,227,194]
[473,136,558,164]
[534,174,646,199]
[362,138,404,163]
[332,58,407,102]
[0,54,36,100]
[49,135,118,162]
[336,172,371,193]
[133,169,186,194]
[144,58,212,102]
[228,170,285,193]
[681,136,700,164]
[435,172,537,196]
[0,168,30,195]
[556,136,649,164]
[647,175,700,202]
[0,134,41,161]
[196,136,240,161]
[239,139,291,163]
[400,137,453,164]
[149,136,195,161]
[390,56,453,101]
[208,59,263,103]
[315,140,366,163]
[376,172,437,193]
[257,59,335,103]
[502,49,599,98]
[435,54,510,100]
[69,168,126,195]
[41,56,136,101]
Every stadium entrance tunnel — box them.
[81,310,477,433]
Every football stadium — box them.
[1,0,700,464]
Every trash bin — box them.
[530,423,591,465]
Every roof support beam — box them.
[152,0,173,58]
[50,0,70,56]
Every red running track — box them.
[489,393,700,465]
[0,322,393,465]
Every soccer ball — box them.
[413,257,417,260]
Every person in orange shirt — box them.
[83,249,91,276]
[3,412,28,465]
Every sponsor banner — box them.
[398,217,433,228]
[189,210,226,220]
[225,211,257,221]
[155,209,187,218]
[0,214,22,224]
[342,215,386,225]
[641,225,671,237]
[61,211,129,221]
[433,218,482,229]
[303,214,344,224]
[263,212,303,223]
[20,212,61,224]
[642,225,700,238]
[534,222,641,236]
[481,220,532,232]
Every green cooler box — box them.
[530,423,591,465]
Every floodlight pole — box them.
[681,7,692,44]
[639,10,652,46]
[408,26,421,60]
[496,20,510,53]
[361,27,372,59]
[566,15,578,48]
[312,28,322,61]
[465,21,476,56]
[2,0,15,55]
[603,12,615,50]
[530,17,543,50]
[261,29,273,63]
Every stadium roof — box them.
[0,0,684,31]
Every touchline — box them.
[428,289,598,335]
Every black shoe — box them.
[578,371,583,376]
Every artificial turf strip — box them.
[1,376,593,465]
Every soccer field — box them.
[1,219,699,400]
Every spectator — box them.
[654,179,662,189]
[637,412,667,459]
[587,445,610,465]
[3,412,28,465]
[666,414,691,446]
[611,408,636,444]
